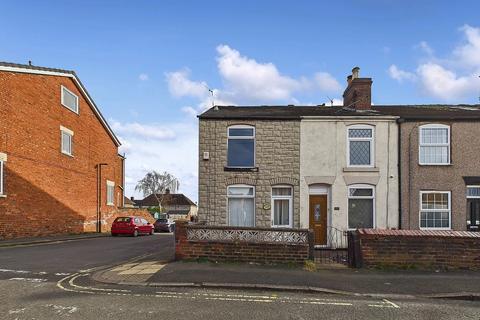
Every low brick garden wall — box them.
[175,222,314,264]
[350,229,480,270]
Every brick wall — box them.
[198,119,300,227]
[352,229,480,270]
[0,70,124,239]
[175,222,312,264]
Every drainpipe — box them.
[396,118,404,229]
[96,163,108,233]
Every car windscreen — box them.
[114,217,131,223]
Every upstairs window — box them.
[227,125,255,168]
[271,186,293,227]
[60,126,73,156]
[419,124,450,165]
[61,86,79,113]
[347,125,374,167]
[106,180,115,206]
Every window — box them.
[227,185,255,226]
[347,125,374,167]
[106,180,115,206]
[61,86,79,113]
[60,126,73,156]
[227,126,255,168]
[271,186,293,227]
[466,186,480,227]
[420,191,451,229]
[348,185,375,229]
[0,160,4,196]
[419,124,450,165]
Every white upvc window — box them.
[0,160,4,196]
[61,85,79,113]
[419,191,451,229]
[347,125,374,167]
[271,186,293,228]
[227,125,255,168]
[106,180,115,206]
[419,124,450,165]
[227,185,255,227]
[348,184,375,229]
[60,126,74,156]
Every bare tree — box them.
[135,171,180,213]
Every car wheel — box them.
[149,228,154,235]
[133,229,138,237]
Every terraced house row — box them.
[198,67,480,246]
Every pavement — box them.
[0,232,108,248]
[94,254,480,300]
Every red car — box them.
[111,216,154,237]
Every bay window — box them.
[227,185,255,226]
[227,125,255,168]
[419,124,450,165]
[420,191,451,229]
[348,185,375,229]
[271,186,293,227]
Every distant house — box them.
[124,196,136,208]
[133,190,197,220]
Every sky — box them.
[1,1,480,202]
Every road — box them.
[0,234,479,319]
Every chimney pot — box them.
[130,196,134,201]
[352,67,360,79]
[347,75,352,85]
[165,188,170,194]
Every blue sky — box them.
[1,1,480,202]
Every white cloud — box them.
[416,63,479,101]
[115,119,198,202]
[111,120,176,140]
[314,72,342,93]
[139,73,149,81]
[165,69,208,98]
[388,65,417,82]
[389,25,480,102]
[416,41,434,56]
[453,24,480,69]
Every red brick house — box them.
[0,62,130,239]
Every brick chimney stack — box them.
[343,67,372,110]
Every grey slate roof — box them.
[199,105,480,121]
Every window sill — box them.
[61,152,74,158]
[0,194,6,198]
[343,167,379,172]
[224,167,259,172]
[418,163,452,167]
[106,203,115,207]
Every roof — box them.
[198,104,480,121]
[134,193,197,207]
[0,61,121,146]
[124,196,135,206]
